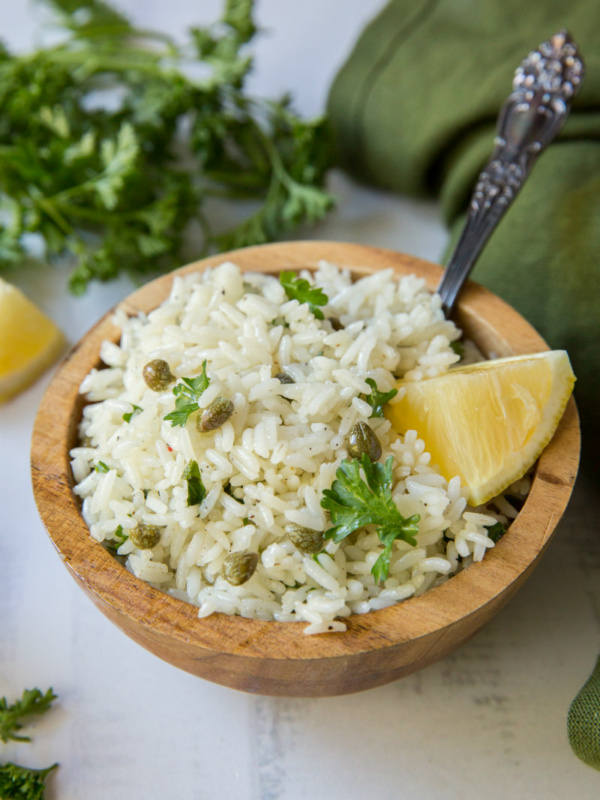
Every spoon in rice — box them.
[437,30,584,317]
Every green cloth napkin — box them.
[569,654,600,770]
[327,0,600,770]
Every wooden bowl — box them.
[31,241,580,697]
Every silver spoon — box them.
[437,30,584,317]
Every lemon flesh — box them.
[0,277,65,403]
[387,351,576,506]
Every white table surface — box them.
[2,1,599,797]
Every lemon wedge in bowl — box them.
[386,350,576,506]
[0,277,65,403]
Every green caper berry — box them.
[142,359,174,392]
[285,524,324,554]
[221,552,258,586]
[274,372,295,384]
[130,523,161,549]
[198,396,234,432]
[346,421,382,461]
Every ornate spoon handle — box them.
[437,31,584,317]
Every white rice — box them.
[70,261,528,634]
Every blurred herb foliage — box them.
[0,0,335,293]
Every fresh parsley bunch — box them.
[0,0,334,293]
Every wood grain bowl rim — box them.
[30,241,581,664]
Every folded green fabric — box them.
[568,654,600,770]
[327,0,600,456]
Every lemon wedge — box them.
[0,277,65,403]
[386,351,576,506]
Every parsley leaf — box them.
[0,688,57,744]
[105,524,128,553]
[279,271,328,319]
[486,521,507,543]
[450,340,465,358]
[122,405,142,423]
[0,0,334,293]
[183,460,207,506]
[0,762,58,800]
[224,481,244,501]
[361,378,398,418]
[164,362,210,427]
[321,454,420,583]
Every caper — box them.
[197,396,234,432]
[142,359,174,392]
[221,552,258,585]
[274,372,295,384]
[328,316,344,331]
[285,524,324,554]
[346,421,382,461]
[130,523,162,550]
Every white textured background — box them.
[1,1,599,798]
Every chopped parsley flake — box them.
[361,378,398,418]
[183,460,207,506]
[279,271,328,319]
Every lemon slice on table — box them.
[0,277,65,403]
[386,351,576,506]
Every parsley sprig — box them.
[280,271,328,319]
[164,362,210,427]
[0,762,58,800]
[0,0,335,293]
[0,689,56,744]
[0,688,58,800]
[321,454,420,583]
[361,378,398,418]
